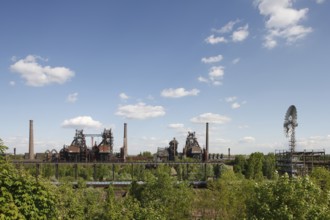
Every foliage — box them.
[0,138,8,155]
[247,173,330,219]
[233,155,247,175]
[201,169,254,219]
[246,152,264,180]
[310,167,330,191]
[262,153,276,179]
[0,161,57,219]
[130,165,193,219]
[139,151,152,157]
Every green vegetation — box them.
[2,144,330,219]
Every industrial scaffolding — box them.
[275,149,328,176]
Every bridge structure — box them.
[11,161,228,185]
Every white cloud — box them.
[9,81,16,86]
[255,0,312,49]
[198,76,209,83]
[232,58,240,64]
[116,102,165,119]
[66,92,78,103]
[119,92,129,100]
[213,19,240,34]
[205,35,228,44]
[231,102,241,109]
[296,135,330,149]
[168,123,184,129]
[225,96,237,102]
[225,97,246,109]
[62,116,102,129]
[316,0,325,3]
[232,24,249,42]
[201,55,223,64]
[191,113,231,124]
[240,136,256,143]
[10,55,75,87]
[161,88,200,98]
[198,66,225,86]
[209,66,225,81]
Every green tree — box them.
[247,173,330,219]
[246,152,264,180]
[310,167,330,193]
[204,169,254,219]
[0,138,8,155]
[233,155,247,175]
[263,152,276,179]
[0,158,57,219]
[130,166,193,219]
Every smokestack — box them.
[29,120,34,160]
[123,123,128,160]
[228,147,231,159]
[205,122,209,162]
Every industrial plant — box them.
[6,105,330,177]
[21,120,221,163]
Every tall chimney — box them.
[123,123,128,160]
[205,122,209,162]
[29,120,34,160]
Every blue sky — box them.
[1,0,330,155]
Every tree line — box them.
[2,139,330,219]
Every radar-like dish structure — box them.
[284,105,298,152]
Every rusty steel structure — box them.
[184,131,203,160]
[92,129,114,161]
[59,129,115,162]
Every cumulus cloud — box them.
[240,136,256,143]
[209,66,225,81]
[255,0,312,48]
[168,123,184,129]
[62,116,102,129]
[213,19,240,34]
[225,96,237,102]
[197,76,209,83]
[10,55,75,87]
[119,93,129,100]
[205,35,228,44]
[116,102,165,119]
[191,113,231,124]
[225,96,246,109]
[161,88,200,98]
[232,24,249,42]
[201,55,223,64]
[66,92,78,103]
[198,66,225,86]
[231,102,241,109]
